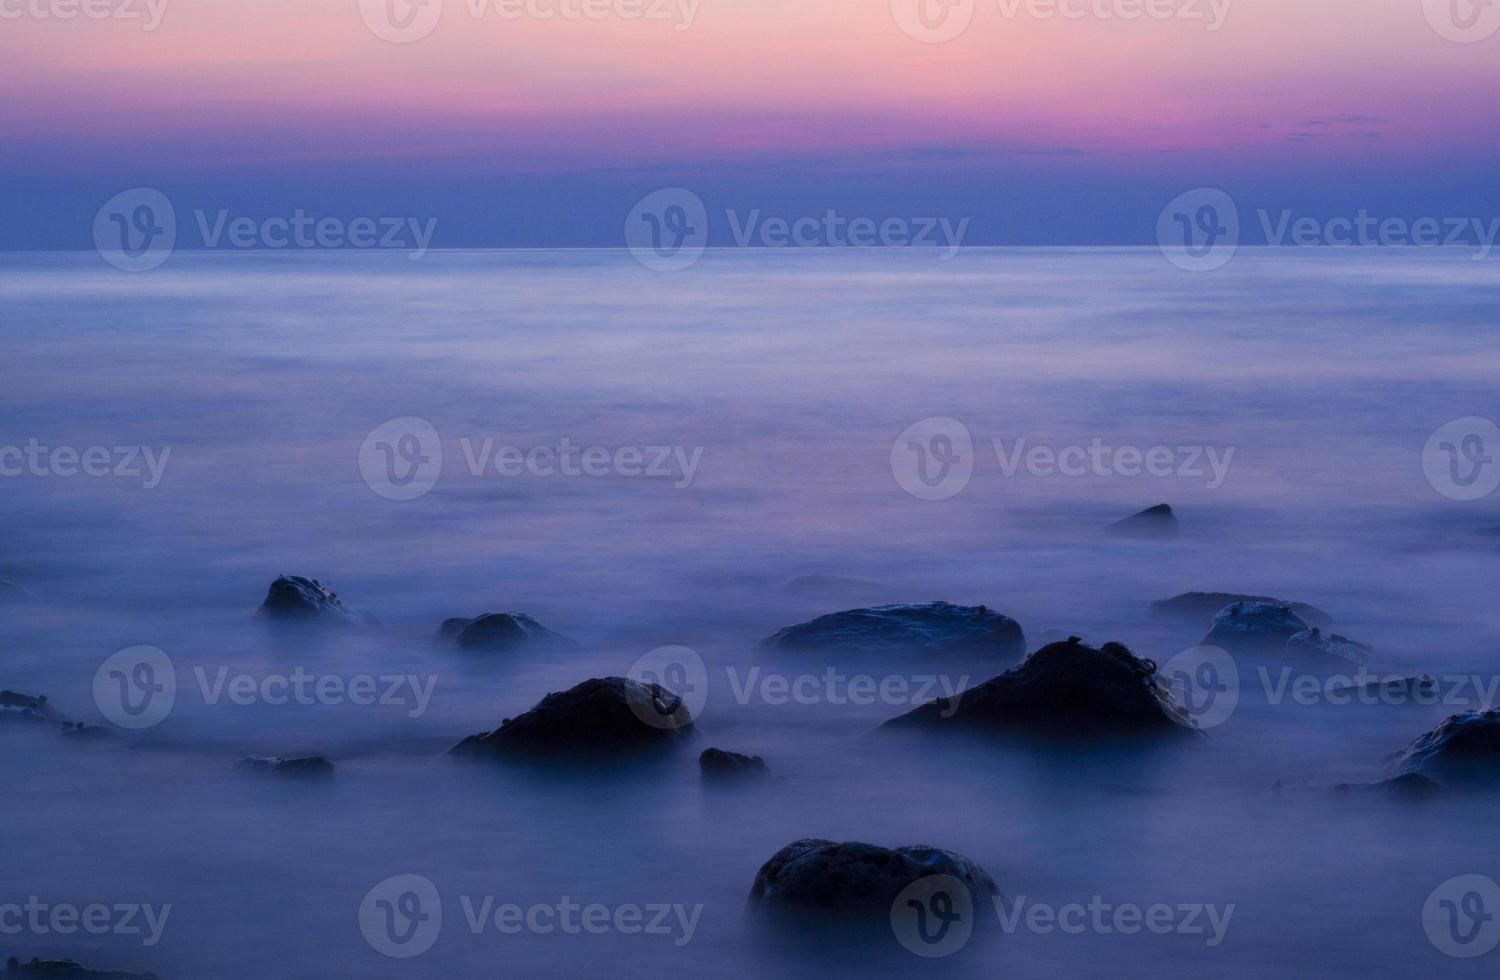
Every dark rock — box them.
[760,602,1025,660]
[257,575,364,624]
[748,839,997,919]
[1149,591,1332,627]
[1325,673,1437,699]
[450,676,694,759]
[1333,772,1443,798]
[0,691,71,727]
[1202,601,1310,653]
[1283,628,1373,668]
[5,957,160,979]
[1393,710,1500,785]
[438,612,573,652]
[235,755,335,777]
[1105,503,1179,538]
[884,637,1193,737]
[700,747,769,777]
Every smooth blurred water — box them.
[2,248,1498,978]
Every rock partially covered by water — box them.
[1325,673,1437,700]
[0,690,70,726]
[1202,601,1310,653]
[1333,773,1443,799]
[700,747,769,777]
[258,576,364,624]
[884,637,1191,737]
[451,676,694,759]
[1149,591,1332,627]
[1106,503,1179,538]
[1393,710,1500,785]
[749,839,997,919]
[1283,628,1373,668]
[236,755,335,777]
[5,958,160,979]
[438,612,573,652]
[761,602,1025,659]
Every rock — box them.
[1333,773,1443,799]
[257,575,364,624]
[236,755,335,777]
[760,602,1025,660]
[0,690,71,727]
[748,839,997,920]
[450,676,694,759]
[1202,601,1310,653]
[1393,710,1500,785]
[1325,673,1437,699]
[700,747,769,777]
[438,612,573,652]
[1149,591,1332,627]
[5,957,160,979]
[1283,628,1373,668]
[884,637,1193,737]
[1106,503,1179,538]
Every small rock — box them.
[749,839,997,920]
[700,747,769,777]
[1325,673,1437,699]
[884,637,1193,738]
[1283,628,1373,668]
[5,957,160,979]
[1392,710,1500,785]
[761,602,1025,660]
[1106,503,1179,538]
[236,755,335,777]
[450,676,694,759]
[438,612,573,652]
[0,690,71,727]
[257,575,364,624]
[1202,601,1310,653]
[1149,591,1332,627]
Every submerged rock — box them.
[438,612,573,652]
[1202,601,1310,653]
[761,602,1025,660]
[0,690,71,727]
[450,676,694,759]
[1149,591,1332,627]
[1283,628,1373,668]
[884,637,1192,737]
[1105,503,1179,538]
[1393,710,1500,785]
[749,839,997,919]
[700,747,769,777]
[236,755,335,777]
[5,958,160,979]
[257,575,364,624]
[1324,673,1437,699]
[1333,772,1443,799]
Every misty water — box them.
[2,247,1498,978]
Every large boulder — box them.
[884,637,1193,737]
[258,576,364,624]
[1393,710,1500,785]
[1105,503,1179,538]
[1149,591,1331,627]
[438,612,573,652]
[749,839,997,920]
[1283,628,1373,668]
[760,602,1025,660]
[1202,601,1310,653]
[450,676,694,759]
[700,747,769,778]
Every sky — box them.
[2,0,1498,248]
